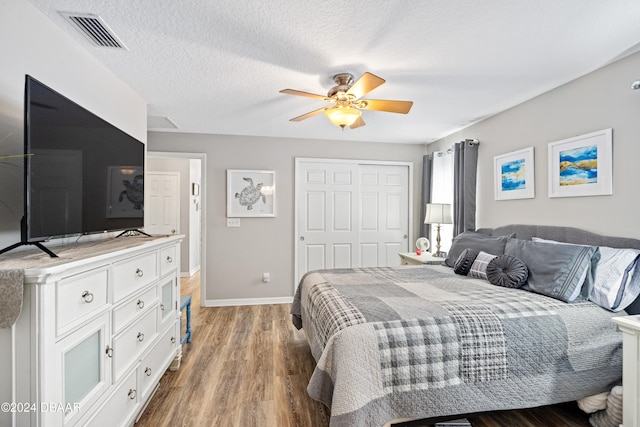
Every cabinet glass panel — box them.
[161,279,174,323]
[64,330,101,409]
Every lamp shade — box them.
[424,203,452,225]
[324,106,362,128]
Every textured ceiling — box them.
[28,0,640,144]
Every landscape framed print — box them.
[548,128,612,198]
[227,169,276,217]
[494,147,535,200]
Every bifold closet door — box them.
[296,160,410,285]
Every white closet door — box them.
[296,159,411,286]
[359,164,410,267]
[297,161,360,276]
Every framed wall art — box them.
[548,128,612,198]
[227,169,276,217]
[106,166,144,218]
[494,147,535,200]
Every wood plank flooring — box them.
[135,272,594,427]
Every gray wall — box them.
[429,51,640,239]
[147,132,426,304]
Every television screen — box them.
[25,75,144,242]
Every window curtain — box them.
[453,140,479,236]
[419,154,432,241]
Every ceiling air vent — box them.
[148,116,179,130]
[60,12,128,49]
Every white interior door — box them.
[296,159,411,286]
[297,161,360,275]
[359,164,410,267]
[145,172,179,235]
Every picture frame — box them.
[494,147,535,200]
[227,169,276,217]
[106,166,144,218]
[548,128,612,198]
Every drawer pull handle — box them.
[166,256,173,263]
[160,303,165,311]
[137,299,145,309]
[136,268,144,277]
[145,367,152,377]
[81,291,94,303]
[128,389,136,400]
[170,336,176,344]
[105,346,113,358]
[137,332,145,342]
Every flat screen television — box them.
[20,75,145,253]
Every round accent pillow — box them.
[453,248,479,276]
[486,254,528,288]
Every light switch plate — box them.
[227,218,241,227]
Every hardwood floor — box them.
[135,273,594,427]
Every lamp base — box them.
[432,251,447,258]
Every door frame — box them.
[148,151,207,307]
[294,157,413,292]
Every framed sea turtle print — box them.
[227,169,276,217]
[106,166,144,218]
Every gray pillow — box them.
[453,248,479,275]
[486,254,528,288]
[505,238,600,302]
[445,232,514,268]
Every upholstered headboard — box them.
[476,224,640,314]
[476,224,640,250]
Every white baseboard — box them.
[204,296,293,307]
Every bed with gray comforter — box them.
[291,225,640,426]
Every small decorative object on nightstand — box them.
[398,252,444,265]
[424,203,452,257]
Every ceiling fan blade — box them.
[346,72,385,99]
[280,89,327,100]
[289,107,326,122]
[360,99,413,114]
[350,116,366,129]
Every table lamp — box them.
[424,203,452,257]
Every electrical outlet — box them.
[262,272,270,283]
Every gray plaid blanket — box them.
[291,265,624,427]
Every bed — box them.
[291,225,640,427]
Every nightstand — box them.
[612,315,640,427]
[398,252,445,265]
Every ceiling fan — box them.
[280,72,413,129]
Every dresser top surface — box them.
[0,234,182,274]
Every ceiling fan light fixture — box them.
[324,106,362,128]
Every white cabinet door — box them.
[54,312,111,426]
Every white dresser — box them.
[613,315,640,427]
[2,235,183,427]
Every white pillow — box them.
[532,237,640,311]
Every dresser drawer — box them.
[138,325,178,402]
[83,367,139,427]
[113,285,158,334]
[56,267,109,336]
[160,245,177,277]
[113,307,158,382]
[113,251,158,302]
